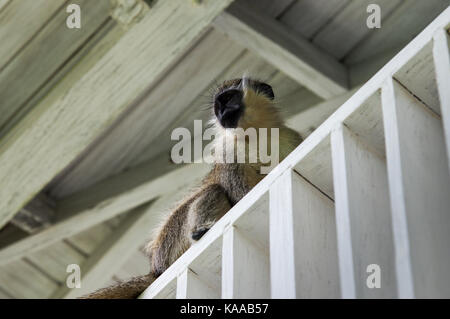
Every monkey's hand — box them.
[187,184,231,242]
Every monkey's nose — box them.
[216,89,243,110]
[215,89,243,128]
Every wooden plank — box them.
[233,192,270,254]
[0,0,65,71]
[239,0,295,18]
[312,0,401,60]
[0,0,234,229]
[343,90,386,156]
[176,268,219,299]
[279,0,349,39]
[331,124,396,298]
[12,193,56,233]
[395,41,440,115]
[382,78,450,298]
[0,162,210,266]
[0,0,11,13]
[66,223,115,256]
[294,136,334,199]
[0,0,111,136]
[51,201,159,298]
[0,286,13,299]
[0,224,28,249]
[269,169,340,298]
[0,259,59,298]
[213,2,349,98]
[27,242,86,283]
[110,0,149,26]
[222,226,269,298]
[344,0,449,64]
[0,19,121,140]
[268,71,305,103]
[433,28,450,171]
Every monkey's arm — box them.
[187,184,231,241]
[148,184,231,276]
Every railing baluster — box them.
[221,226,269,298]
[433,28,450,171]
[269,168,340,298]
[331,124,396,298]
[382,77,450,298]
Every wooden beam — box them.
[0,0,112,138]
[213,1,348,99]
[0,161,210,266]
[51,199,164,299]
[11,194,56,233]
[0,0,234,229]
[110,0,149,27]
[0,0,11,12]
[0,0,65,72]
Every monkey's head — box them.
[212,77,282,130]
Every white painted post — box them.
[176,268,219,299]
[433,28,450,171]
[221,226,270,298]
[269,168,340,298]
[331,124,397,298]
[382,78,450,298]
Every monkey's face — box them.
[213,78,281,130]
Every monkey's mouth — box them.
[214,89,244,128]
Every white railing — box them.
[141,8,450,299]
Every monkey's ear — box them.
[257,83,274,100]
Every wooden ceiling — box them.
[0,0,448,298]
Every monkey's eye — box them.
[256,83,274,100]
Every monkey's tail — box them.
[79,273,157,299]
